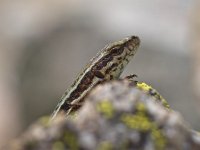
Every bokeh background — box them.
[1,0,200,147]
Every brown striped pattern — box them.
[51,36,140,119]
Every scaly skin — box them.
[51,36,140,119]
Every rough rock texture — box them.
[5,79,200,150]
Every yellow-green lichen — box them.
[121,113,151,131]
[63,131,79,150]
[120,103,151,131]
[120,102,166,150]
[136,102,146,112]
[52,141,65,150]
[137,82,151,92]
[98,141,113,150]
[151,124,166,150]
[136,82,170,109]
[97,100,114,119]
[69,111,78,120]
[38,116,50,127]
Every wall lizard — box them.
[51,36,140,119]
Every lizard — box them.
[51,36,140,119]
[51,35,170,120]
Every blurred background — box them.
[0,0,200,147]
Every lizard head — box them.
[89,36,140,79]
[100,36,140,79]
